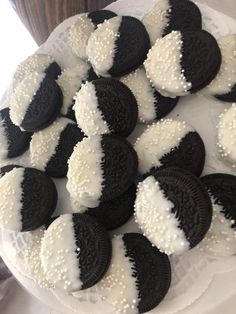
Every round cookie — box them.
[87,16,150,77]
[134,119,205,177]
[144,30,222,97]
[0,167,57,232]
[200,173,236,257]
[0,108,32,159]
[30,117,85,178]
[97,233,171,313]
[69,10,117,60]
[41,213,111,293]
[217,103,236,169]
[74,78,138,137]
[120,68,179,123]
[67,134,138,208]
[10,72,63,132]
[134,168,212,255]
[142,0,202,45]
[57,61,98,121]
[71,183,136,230]
[200,34,236,102]
[13,53,61,89]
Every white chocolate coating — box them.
[142,0,170,45]
[13,53,55,89]
[134,176,190,255]
[10,72,46,127]
[74,81,110,136]
[30,117,73,171]
[201,34,236,96]
[69,14,95,60]
[87,16,122,77]
[25,227,53,289]
[67,135,104,208]
[41,214,82,293]
[199,197,236,257]
[144,31,192,97]
[0,115,9,160]
[57,61,90,116]
[134,119,193,174]
[120,68,156,123]
[218,103,236,168]
[97,235,139,314]
[0,167,24,231]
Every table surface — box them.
[1,0,236,314]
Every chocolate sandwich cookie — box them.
[0,167,57,232]
[69,10,116,60]
[74,78,138,137]
[41,213,111,293]
[13,53,61,89]
[217,104,236,169]
[67,134,138,208]
[71,183,136,230]
[200,34,236,102]
[144,30,221,97]
[120,68,179,123]
[10,72,63,132]
[97,233,171,313]
[0,164,21,178]
[143,0,202,45]
[30,117,85,177]
[57,61,98,121]
[134,119,205,177]
[87,16,150,77]
[135,168,212,255]
[0,108,32,159]
[200,173,236,256]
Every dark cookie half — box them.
[0,164,21,178]
[44,61,61,80]
[20,76,62,132]
[109,16,150,77]
[88,9,117,27]
[201,173,236,229]
[154,91,179,120]
[215,84,236,102]
[94,79,138,137]
[101,134,138,202]
[98,233,171,313]
[0,167,57,231]
[85,183,136,230]
[181,30,222,93]
[0,108,32,159]
[163,0,202,37]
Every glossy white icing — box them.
[142,0,170,45]
[97,235,139,314]
[41,214,82,293]
[57,61,90,116]
[67,135,104,208]
[134,176,190,255]
[134,119,193,174]
[0,116,9,160]
[74,81,110,136]
[201,34,236,96]
[87,16,122,77]
[144,31,192,97]
[199,197,236,257]
[218,103,236,168]
[30,117,73,171]
[0,167,24,231]
[10,72,46,127]
[120,68,156,123]
[13,53,54,89]
[69,13,95,60]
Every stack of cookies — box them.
[0,1,236,313]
